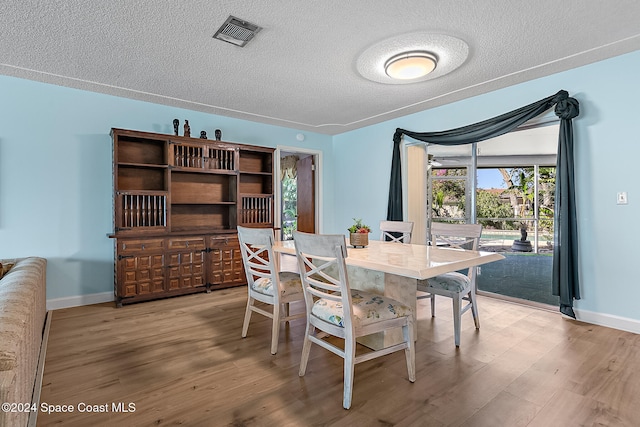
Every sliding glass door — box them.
[425,123,560,307]
[474,165,558,306]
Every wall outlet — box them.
[617,191,628,205]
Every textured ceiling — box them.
[2,1,640,135]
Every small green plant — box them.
[348,218,371,234]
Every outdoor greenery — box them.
[476,190,514,229]
[281,175,297,240]
[431,168,466,219]
[537,167,556,234]
[431,166,555,234]
[496,166,555,234]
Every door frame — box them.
[274,145,323,238]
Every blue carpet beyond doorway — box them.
[477,253,559,306]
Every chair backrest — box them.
[292,231,353,327]
[380,220,414,243]
[429,222,483,251]
[237,226,278,295]
[430,222,483,280]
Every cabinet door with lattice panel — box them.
[166,237,206,290]
[116,238,166,306]
[208,235,245,289]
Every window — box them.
[430,167,467,222]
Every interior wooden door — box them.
[296,155,315,233]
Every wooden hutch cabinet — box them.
[109,128,274,306]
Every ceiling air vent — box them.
[213,16,262,47]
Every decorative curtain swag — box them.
[387,90,580,318]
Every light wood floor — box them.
[38,282,640,426]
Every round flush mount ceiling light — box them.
[356,33,468,85]
[384,51,438,80]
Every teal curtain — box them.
[387,90,580,317]
[553,97,581,317]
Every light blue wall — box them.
[0,76,333,300]
[332,50,640,322]
[2,49,638,323]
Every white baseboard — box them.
[573,308,640,335]
[46,292,114,310]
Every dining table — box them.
[272,238,505,350]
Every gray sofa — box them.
[0,257,48,427]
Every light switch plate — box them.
[617,191,628,205]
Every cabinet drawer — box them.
[168,237,206,250]
[119,238,165,253]
[208,235,238,247]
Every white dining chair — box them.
[237,226,305,354]
[293,231,415,409]
[417,222,483,347]
[379,220,414,243]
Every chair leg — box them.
[284,302,290,322]
[343,338,356,409]
[430,294,436,317]
[270,303,280,355]
[469,290,480,329]
[403,321,416,383]
[452,294,462,347]
[299,324,314,376]
[241,297,254,338]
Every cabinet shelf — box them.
[118,162,168,169]
[170,204,235,231]
[117,190,168,196]
[171,171,237,204]
[117,165,167,191]
[171,201,236,206]
[239,174,273,195]
[238,170,272,176]
[239,192,273,196]
[171,167,237,175]
[116,136,167,165]
[170,225,234,233]
[239,149,273,174]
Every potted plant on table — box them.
[347,218,371,248]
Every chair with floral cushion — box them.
[293,231,415,409]
[379,220,414,243]
[237,226,305,355]
[417,222,483,347]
